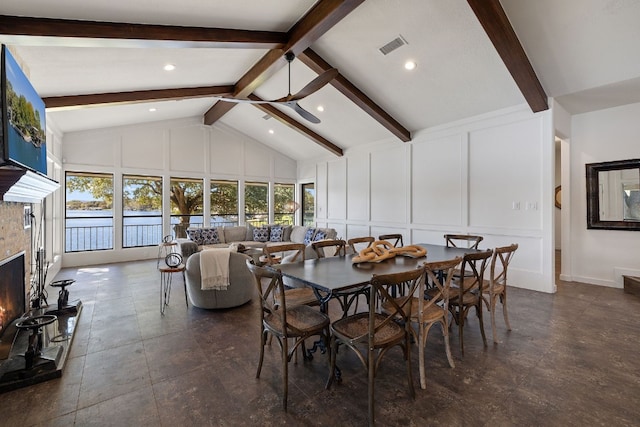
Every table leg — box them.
[160,270,173,315]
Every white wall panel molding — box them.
[316,162,328,220]
[370,145,407,224]
[346,155,369,221]
[411,133,464,226]
[327,158,347,220]
[169,126,207,173]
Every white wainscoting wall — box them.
[301,105,556,293]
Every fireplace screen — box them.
[0,251,26,344]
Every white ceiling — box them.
[2,0,640,161]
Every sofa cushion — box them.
[201,228,220,244]
[303,227,316,245]
[289,225,308,243]
[282,225,293,242]
[216,226,226,243]
[315,227,337,241]
[186,228,203,245]
[269,225,284,242]
[253,226,270,242]
[225,226,248,242]
[313,229,327,241]
[245,224,254,240]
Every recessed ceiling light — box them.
[163,64,176,71]
[268,129,275,134]
[149,108,157,112]
[404,60,417,71]
[316,105,325,112]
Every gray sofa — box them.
[177,224,337,310]
[184,251,255,309]
[174,224,338,260]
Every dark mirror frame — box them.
[586,158,640,230]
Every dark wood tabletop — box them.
[276,243,478,294]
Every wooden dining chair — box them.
[263,243,318,307]
[347,236,374,255]
[311,239,347,258]
[444,233,484,249]
[313,238,366,316]
[482,243,518,343]
[247,261,330,411]
[448,249,492,355]
[378,233,404,248]
[414,257,462,389]
[326,266,424,426]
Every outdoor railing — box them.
[66,225,113,252]
[123,224,163,248]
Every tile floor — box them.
[1,258,639,426]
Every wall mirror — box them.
[586,158,640,230]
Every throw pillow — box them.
[270,225,284,242]
[313,230,327,241]
[201,228,220,245]
[253,226,270,242]
[186,228,203,245]
[303,227,316,245]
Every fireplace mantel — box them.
[0,167,59,203]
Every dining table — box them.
[275,243,482,374]
[276,243,480,309]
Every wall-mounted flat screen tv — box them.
[0,44,47,176]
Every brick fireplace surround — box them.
[0,201,32,299]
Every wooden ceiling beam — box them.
[0,15,287,49]
[43,86,234,109]
[249,95,343,157]
[204,0,365,126]
[467,0,548,112]
[299,48,411,142]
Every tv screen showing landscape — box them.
[1,45,47,175]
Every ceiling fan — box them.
[215,52,338,124]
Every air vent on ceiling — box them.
[379,35,408,55]
[262,114,272,120]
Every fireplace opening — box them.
[0,251,26,360]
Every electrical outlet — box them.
[512,202,520,210]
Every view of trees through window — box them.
[274,183,295,225]
[64,173,313,252]
[170,177,203,237]
[65,172,114,252]
[245,182,268,227]
[210,180,238,226]
[301,183,315,226]
[122,175,162,247]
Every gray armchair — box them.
[184,251,255,309]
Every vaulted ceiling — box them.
[2,0,640,161]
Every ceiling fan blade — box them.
[213,97,271,104]
[281,68,338,102]
[285,101,321,124]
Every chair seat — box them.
[265,305,330,336]
[450,292,479,306]
[482,278,505,294]
[281,287,319,307]
[331,312,404,347]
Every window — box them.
[65,172,114,252]
[123,175,163,248]
[170,177,203,238]
[274,183,295,225]
[210,180,238,227]
[301,183,315,226]
[244,181,268,227]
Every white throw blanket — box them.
[200,248,231,290]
